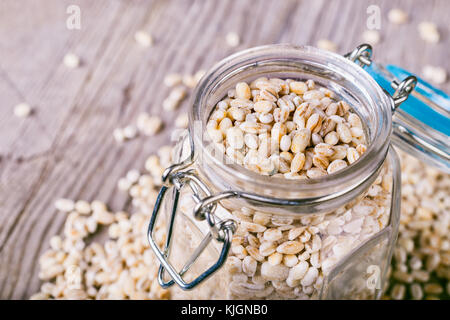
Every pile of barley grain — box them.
[384,151,449,300]
[207,78,367,179]
[30,145,449,300]
[30,146,174,300]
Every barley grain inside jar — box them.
[148,44,448,299]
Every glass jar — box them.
[148,44,450,300]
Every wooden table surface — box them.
[0,0,448,299]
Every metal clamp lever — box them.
[147,171,236,290]
[345,44,417,110]
[391,76,417,111]
[344,43,372,67]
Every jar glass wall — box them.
[152,45,401,299]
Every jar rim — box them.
[189,44,393,210]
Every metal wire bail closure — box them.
[344,43,373,67]
[391,76,417,111]
[345,44,417,110]
[147,169,237,290]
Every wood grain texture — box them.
[0,0,448,299]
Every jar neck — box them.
[188,44,393,215]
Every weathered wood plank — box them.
[0,0,448,299]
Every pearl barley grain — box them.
[63,53,80,68]
[175,113,189,128]
[113,128,125,143]
[388,9,408,24]
[126,169,140,184]
[134,30,153,47]
[194,70,206,85]
[91,200,107,213]
[280,135,291,152]
[55,198,75,212]
[14,103,32,118]
[362,30,381,45]
[301,267,318,286]
[418,22,440,44]
[75,200,91,215]
[182,74,197,88]
[123,125,138,139]
[117,178,132,191]
[164,73,182,87]
[226,32,240,47]
[422,65,447,85]
[137,113,163,136]
[226,127,244,149]
[317,39,337,52]
[236,82,251,100]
